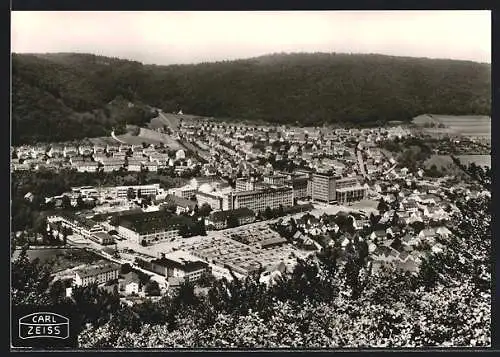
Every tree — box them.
[49,279,67,303]
[199,203,212,217]
[179,224,192,238]
[127,187,136,200]
[410,221,425,233]
[377,198,389,213]
[264,206,273,220]
[226,214,239,228]
[277,204,285,217]
[61,195,72,210]
[76,195,85,208]
[369,212,380,227]
[121,263,133,275]
[11,246,53,305]
[145,280,161,296]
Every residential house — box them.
[119,272,141,295]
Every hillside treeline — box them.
[12,52,491,144]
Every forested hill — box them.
[12,52,491,144]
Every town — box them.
[11,115,491,307]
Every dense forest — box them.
[12,52,491,144]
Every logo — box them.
[18,312,69,340]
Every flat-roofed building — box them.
[115,184,160,199]
[311,172,337,203]
[170,184,197,200]
[263,174,287,186]
[207,207,255,229]
[336,186,366,204]
[334,176,366,204]
[90,232,115,245]
[74,263,120,287]
[286,176,309,200]
[149,252,210,283]
[228,186,293,213]
[235,177,255,192]
[52,214,104,239]
[114,211,194,245]
[196,190,227,211]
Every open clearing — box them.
[89,128,182,149]
[13,248,102,273]
[412,114,491,139]
[148,111,202,131]
[456,155,491,168]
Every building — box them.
[235,177,256,192]
[74,263,120,287]
[196,190,227,211]
[127,159,143,172]
[171,184,198,200]
[207,207,256,230]
[142,162,158,172]
[52,214,105,239]
[335,176,367,204]
[114,211,193,245]
[70,159,99,173]
[336,186,367,203]
[162,194,197,215]
[149,252,210,283]
[263,174,287,186]
[119,272,141,295]
[228,186,293,213]
[101,159,125,172]
[91,232,115,245]
[175,149,186,160]
[115,184,160,199]
[286,176,309,200]
[311,172,337,203]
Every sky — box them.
[11,11,491,65]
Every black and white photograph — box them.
[10,10,491,350]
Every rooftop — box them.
[210,207,255,222]
[76,263,120,278]
[151,256,208,273]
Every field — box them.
[89,136,117,146]
[412,114,491,139]
[423,155,471,177]
[89,128,182,150]
[148,111,202,131]
[424,155,455,169]
[13,248,103,273]
[455,155,491,168]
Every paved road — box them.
[111,130,126,144]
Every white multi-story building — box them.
[49,214,105,239]
[228,186,293,213]
[149,252,209,283]
[196,190,228,211]
[74,263,120,287]
[114,184,160,199]
[311,172,337,203]
[113,211,190,245]
[117,224,180,244]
